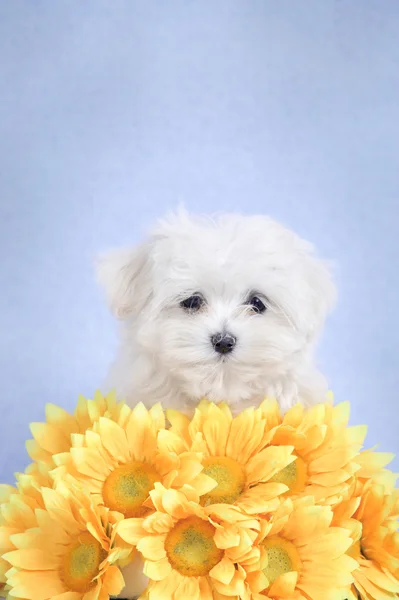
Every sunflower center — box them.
[262,536,301,587]
[102,461,160,517]
[200,456,246,505]
[269,455,307,495]
[61,532,107,592]
[165,516,223,577]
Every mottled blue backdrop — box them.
[1,1,398,483]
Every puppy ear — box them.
[95,245,151,318]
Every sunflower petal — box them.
[268,571,297,596]
[3,549,59,571]
[174,576,200,600]
[246,446,295,484]
[144,558,173,582]
[137,536,167,561]
[7,569,66,599]
[210,556,235,584]
[97,418,130,462]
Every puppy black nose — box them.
[211,332,236,354]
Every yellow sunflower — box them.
[117,483,260,599]
[334,474,399,600]
[51,402,215,520]
[259,399,367,506]
[0,468,52,596]
[164,401,295,515]
[26,391,129,471]
[2,479,128,600]
[241,496,357,600]
[350,447,396,498]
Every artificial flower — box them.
[243,496,357,600]
[164,400,295,515]
[2,480,128,599]
[334,474,399,600]
[350,446,396,497]
[26,391,129,471]
[117,483,260,599]
[262,400,368,506]
[0,468,52,596]
[52,402,215,519]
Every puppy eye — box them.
[180,295,204,312]
[246,295,267,314]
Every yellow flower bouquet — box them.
[0,391,398,600]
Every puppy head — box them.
[97,211,335,406]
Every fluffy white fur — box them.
[97,210,335,599]
[98,210,335,414]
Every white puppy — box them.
[97,210,335,599]
[98,210,335,414]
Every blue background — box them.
[0,1,398,483]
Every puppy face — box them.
[97,212,335,405]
